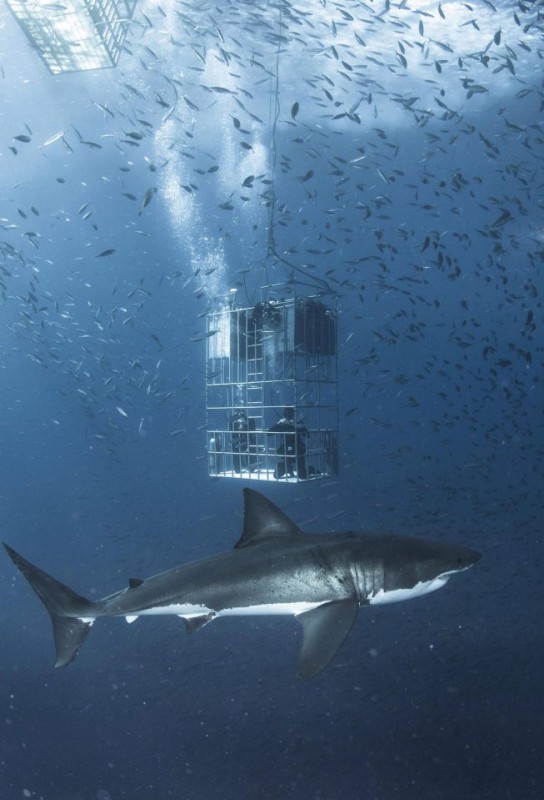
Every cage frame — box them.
[205,285,339,483]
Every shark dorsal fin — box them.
[234,488,302,549]
[128,578,144,589]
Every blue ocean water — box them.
[0,1,542,798]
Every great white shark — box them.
[4,488,480,680]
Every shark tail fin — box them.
[4,543,97,668]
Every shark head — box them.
[352,533,481,606]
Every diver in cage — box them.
[268,406,309,480]
[229,409,250,473]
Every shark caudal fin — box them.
[4,543,97,667]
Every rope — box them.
[241,4,334,302]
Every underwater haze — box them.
[0,1,543,799]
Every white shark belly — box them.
[118,600,325,623]
[135,603,211,620]
[216,601,323,617]
[368,574,449,605]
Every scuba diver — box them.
[229,409,250,473]
[268,407,308,480]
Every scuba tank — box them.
[208,434,222,474]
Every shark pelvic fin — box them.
[296,599,359,681]
[235,488,303,549]
[3,543,96,667]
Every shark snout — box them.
[452,544,481,570]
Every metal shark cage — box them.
[205,286,339,483]
[6,0,137,75]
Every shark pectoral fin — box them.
[296,599,359,682]
[183,613,215,634]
